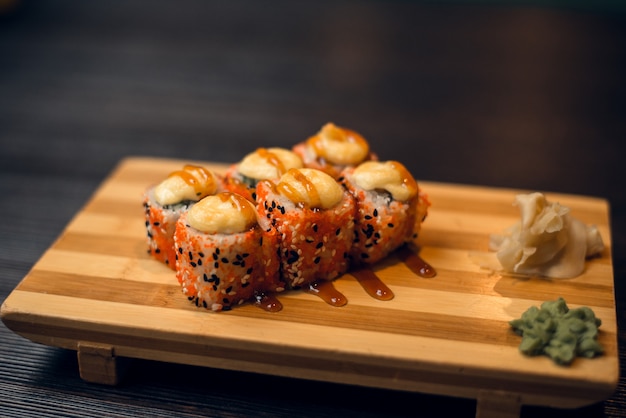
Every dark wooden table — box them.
[1,1,625,416]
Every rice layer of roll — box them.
[340,161,429,265]
[174,192,283,311]
[256,168,356,288]
[144,164,220,270]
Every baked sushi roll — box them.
[340,160,429,265]
[292,122,377,179]
[143,164,221,270]
[223,147,304,201]
[256,168,356,288]
[174,192,283,312]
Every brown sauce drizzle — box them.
[168,164,216,197]
[276,168,321,208]
[388,161,418,197]
[305,281,348,307]
[397,245,437,278]
[216,192,256,224]
[308,123,369,161]
[351,267,394,300]
[256,148,286,176]
[254,292,283,312]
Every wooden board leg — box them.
[77,342,130,385]
[475,390,521,418]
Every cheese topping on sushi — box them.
[351,161,418,202]
[155,165,218,206]
[276,168,343,209]
[238,147,303,180]
[306,123,370,166]
[186,192,257,234]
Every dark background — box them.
[1,0,625,416]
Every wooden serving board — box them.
[1,156,618,417]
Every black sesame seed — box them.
[388,223,394,228]
[287,250,299,264]
[188,251,193,260]
[314,256,321,264]
[246,267,253,274]
[197,258,202,266]
[178,247,183,254]
[242,282,250,288]
[223,298,230,304]
[373,209,378,217]
[214,262,219,268]
[312,224,318,232]
[190,262,197,267]
[361,253,370,259]
[199,252,205,258]
[316,242,324,249]
[145,220,149,227]
[226,286,233,293]
[221,257,229,263]
[155,248,161,254]
[153,221,160,226]
[335,228,341,236]
[203,301,208,308]
[252,192,257,200]
[203,274,210,282]
[364,215,372,220]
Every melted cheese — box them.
[154,165,218,205]
[237,147,303,180]
[351,161,418,202]
[306,123,369,166]
[276,168,343,209]
[186,192,258,234]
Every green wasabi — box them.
[509,297,604,365]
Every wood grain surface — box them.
[1,157,618,415]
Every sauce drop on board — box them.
[351,267,394,300]
[254,293,283,313]
[397,246,437,278]
[305,281,348,307]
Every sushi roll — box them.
[174,192,284,312]
[292,122,377,179]
[223,147,304,202]
[340,160,430,265]
[256,168,356,288]
[143,164,221,270]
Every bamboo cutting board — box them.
[1,157,618,417]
